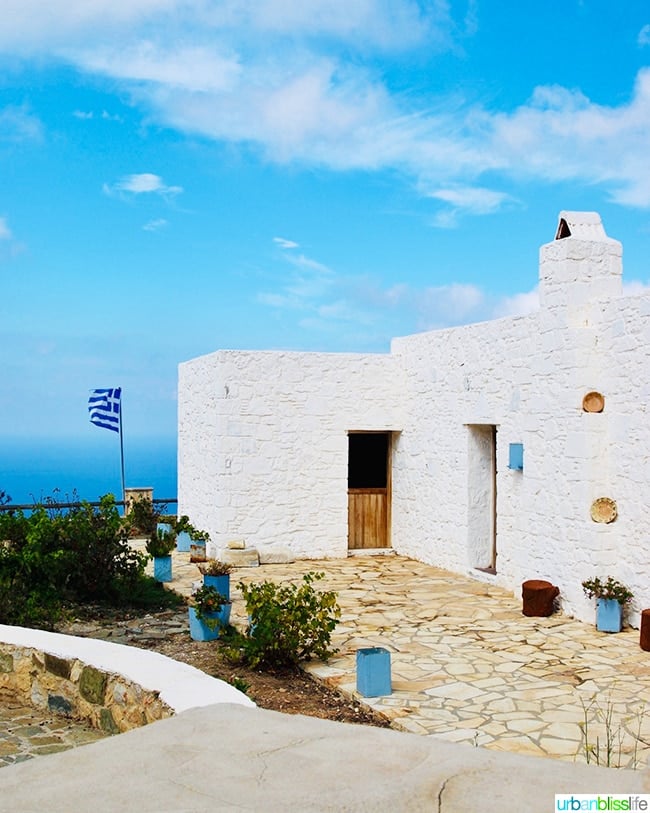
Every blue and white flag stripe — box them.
[88,387,121,433]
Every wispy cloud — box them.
[623,280,650,296]
[5,1,650,221]
[103,172,183,199]
[427,186,514,228]
[273,237,299,249]
[0,105,42,142]
[492,288,539,319]
[0,216,24,262]
[143,218,168,232]
[73,110,93,120]
[258,241,541,345]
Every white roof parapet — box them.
[555,211,608,241]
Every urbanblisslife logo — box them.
[555,796,649,811]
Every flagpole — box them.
[119,391,126,506]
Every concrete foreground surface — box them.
[0,702,647,812]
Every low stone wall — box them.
[0,643,171,735]
[0,624,254,737]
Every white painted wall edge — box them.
[0,625,255,713]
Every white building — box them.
[178,212,650,626]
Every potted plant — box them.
[172,516,209,558]
[198,559,233,600]
[173,515,194,552]
[188,584,231,641]
[146,527,177,583]
[582,576,633,633]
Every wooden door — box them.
[347,432,390,550]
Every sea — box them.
[0,436,177,509]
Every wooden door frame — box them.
[347,430,392,550]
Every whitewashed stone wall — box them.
[178,213,650,626]
[179,351,404,559]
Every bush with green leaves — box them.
[126,496,162,540]
[146,527,177,558]
[236,572,340,669]
[0,492,177,629]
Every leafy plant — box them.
[146,528,177,558]
[198,559,233,576]
[236,572,341,669]
[127,496,163,540]
[582,576,634,605]
[229,675,250,695]
[173,515,209,542]
[0,491,175,629]
[191,584,230,631]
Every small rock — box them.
[227,539,246,550]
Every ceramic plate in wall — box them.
[590,497,617,523]
[582,391,605,413]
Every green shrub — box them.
[0,492,166,629]
[146,528,177,558]
[126,496,161,540]
[237,572,340,669]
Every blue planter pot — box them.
[203,574,230,601]
[176,531,191,552]
[188,605,231,642]
[597,598,623,633]
[153,555,172,583]
[356,647,392,697]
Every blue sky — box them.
[2,0,650,446]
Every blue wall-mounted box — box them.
[508,443,524,471]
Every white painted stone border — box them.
[0,624,254,713]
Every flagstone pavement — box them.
[156,548,650,771]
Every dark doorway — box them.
[347,432,390,550]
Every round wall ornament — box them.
[582,391,605,413]
[590,497,617,524]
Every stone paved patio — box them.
[6,547,647,770]
[0,702,106,768]
[152,547,650,770]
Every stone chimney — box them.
[539,211,622,328]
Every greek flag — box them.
[88,387,121,433]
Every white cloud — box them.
[104,173,183,198]
[623,280,650,296]
[0,0,180,50]
[427,186,513,227]
[492,288,540,319]
[75,42,242,94]
[0,217,12,240]
[257,242,541,341]
[143,218,168,232]
[427,186,510,214]
[0,105,42,142]
[415,283,485,329]
[273,237,299,249]
[73,110,93,119]
[5,2,650,219]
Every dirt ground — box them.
[133,631,391,728]
[60,606,391,729]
